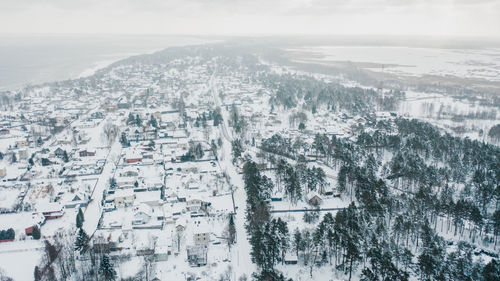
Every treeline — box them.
[260,134,294,159]
[243,161,292,281]
[246,117,499,280]
[244,155,499,281]
[346,118,499,244]
[274,160,326,204]
[259,73,378,114]
[0,228,15,241]
[194,108,223,127]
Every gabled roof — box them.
[134,203,152,217]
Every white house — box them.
[133,203,152,225]
[186,198,204,212]
[193,220,210,246]
[116,176,137,189]
[112,189,135,208]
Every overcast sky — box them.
[1,0,499,38]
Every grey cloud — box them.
[0,0,498,37]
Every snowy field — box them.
[397,90,499,142]
[0,240,42,281]
[286,46,500,81]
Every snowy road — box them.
[209,71,256,279]
[81,134,122,236]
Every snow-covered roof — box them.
[34,201,63,213]
[134,203,152,217]
[112,189,134,198]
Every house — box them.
[0,128,9,135]
[155,234,172,261]
[103,202,116,212]
[18,149,28,160]
[187,245,208,267]
[79,149,96,157]
[175,223,186,233]
[132,204,152,225]
[271,192,283,202]
[186,198,205,212]
[32,212,45,226]
[193,221,210,246]
[116,176,137,189]
[136,235,155,256]
[34,202,65,220]
[15,140,28,148]
[64,192,88,208]
[25,226,34,236]
[50,116,69,126]
[355,116,366,125]
[104,104,118,111]
[284,253,298,265]
[41,158,53,166]
[306,192,322,206]
[120,168,139,177]
[112,189,135,208]
[176,191,187,202]
[92,241,111,254]
[135,190,162,206]
[0,167,6,178]
[117,99,130,109]
[54,147,65,158]
[152,111,162,120]
[320,184,334,196]
[257,163,268,170]
[124,151,142,163]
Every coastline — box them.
[77,48,163,78]
[0,35,216,92]
[0,49,164,92]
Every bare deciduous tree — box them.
[102,122,119,147]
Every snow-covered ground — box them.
[0,42,498,281]
[286,46,500,81]
[397,90,499,142]
[0,240,43,281]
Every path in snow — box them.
[209,71,256,279]
[81,122,122,236]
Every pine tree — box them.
[284,166,301,205]
[74,228,90,254]
[109,177,117,189]
[160,185,165,200]
[62,150,69,162]
[127,113,135,124]
[482,259,500,281]
[44,240,58,263]
[99,254,116,281]
[228,214,236,245]
[275,218,289,264]
[149,115,158,128]
[293,228,302,258]
[34,266,41,281]
[119,132,130,147]
[231,139,243,162]
[135,114,142,127]
[32,225,41,240]
[493,209,500,247]
[298,122,305,131]
[76,208,84,228]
